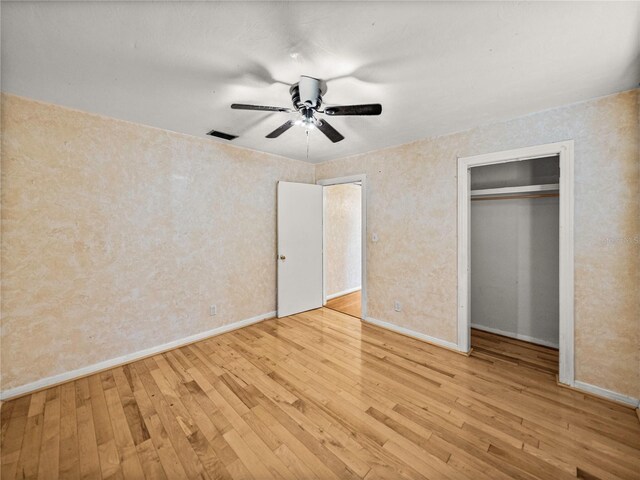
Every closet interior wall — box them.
[470,156,560,348]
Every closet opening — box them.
[457,141,575,386]
[469,156,560,375]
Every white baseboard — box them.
[573,380,640,408]
[0,311,276,401]
[364,316,464,353]
[470,323,559,349]
[326,286,361,301]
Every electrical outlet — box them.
[210,304,217,316]
[394,301,401,312]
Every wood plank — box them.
[102,387,146,478]
[1,395,30,480]
[58,382,80,479]
[14,391,47,479]
[37,387,61,479]
[74,378,101,480]
[88,375,121,478]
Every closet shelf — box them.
[471,183,559,198]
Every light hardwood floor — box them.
[326,290,362,318]
[471,328,559,375]
[2,307,639,479]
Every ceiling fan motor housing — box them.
[290,75,326,110]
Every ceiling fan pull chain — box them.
[306,129,310,161]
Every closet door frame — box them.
[457,141,575,386]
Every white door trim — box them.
[457,141,575,386]
[317,174,367,319]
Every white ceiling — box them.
[2,2,639,163]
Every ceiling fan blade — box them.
[266,120,296,138]
[231,103,292,113]
[324,104,382,116]
[316,120,345,143]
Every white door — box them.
[277,181,323,317]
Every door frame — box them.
[457,141,575,386]
[317,174,367,319]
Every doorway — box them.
[317,175,367,319]
[457,141,575,386]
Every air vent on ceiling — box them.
[207,130,238,141]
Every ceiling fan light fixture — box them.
[295,116,316,129]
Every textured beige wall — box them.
[1,94,315,391]
[325,184,361,296]
[317,89,640,398]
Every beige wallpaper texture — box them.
[1,94,315,391]
[325,183,361,296]
[316,89,640,398]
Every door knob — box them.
[279,255,286,260]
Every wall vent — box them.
[207,130,238,141]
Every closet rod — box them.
[471,192,559,201]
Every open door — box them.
[277,181,323,317]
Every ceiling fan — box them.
[231,75,382,143]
